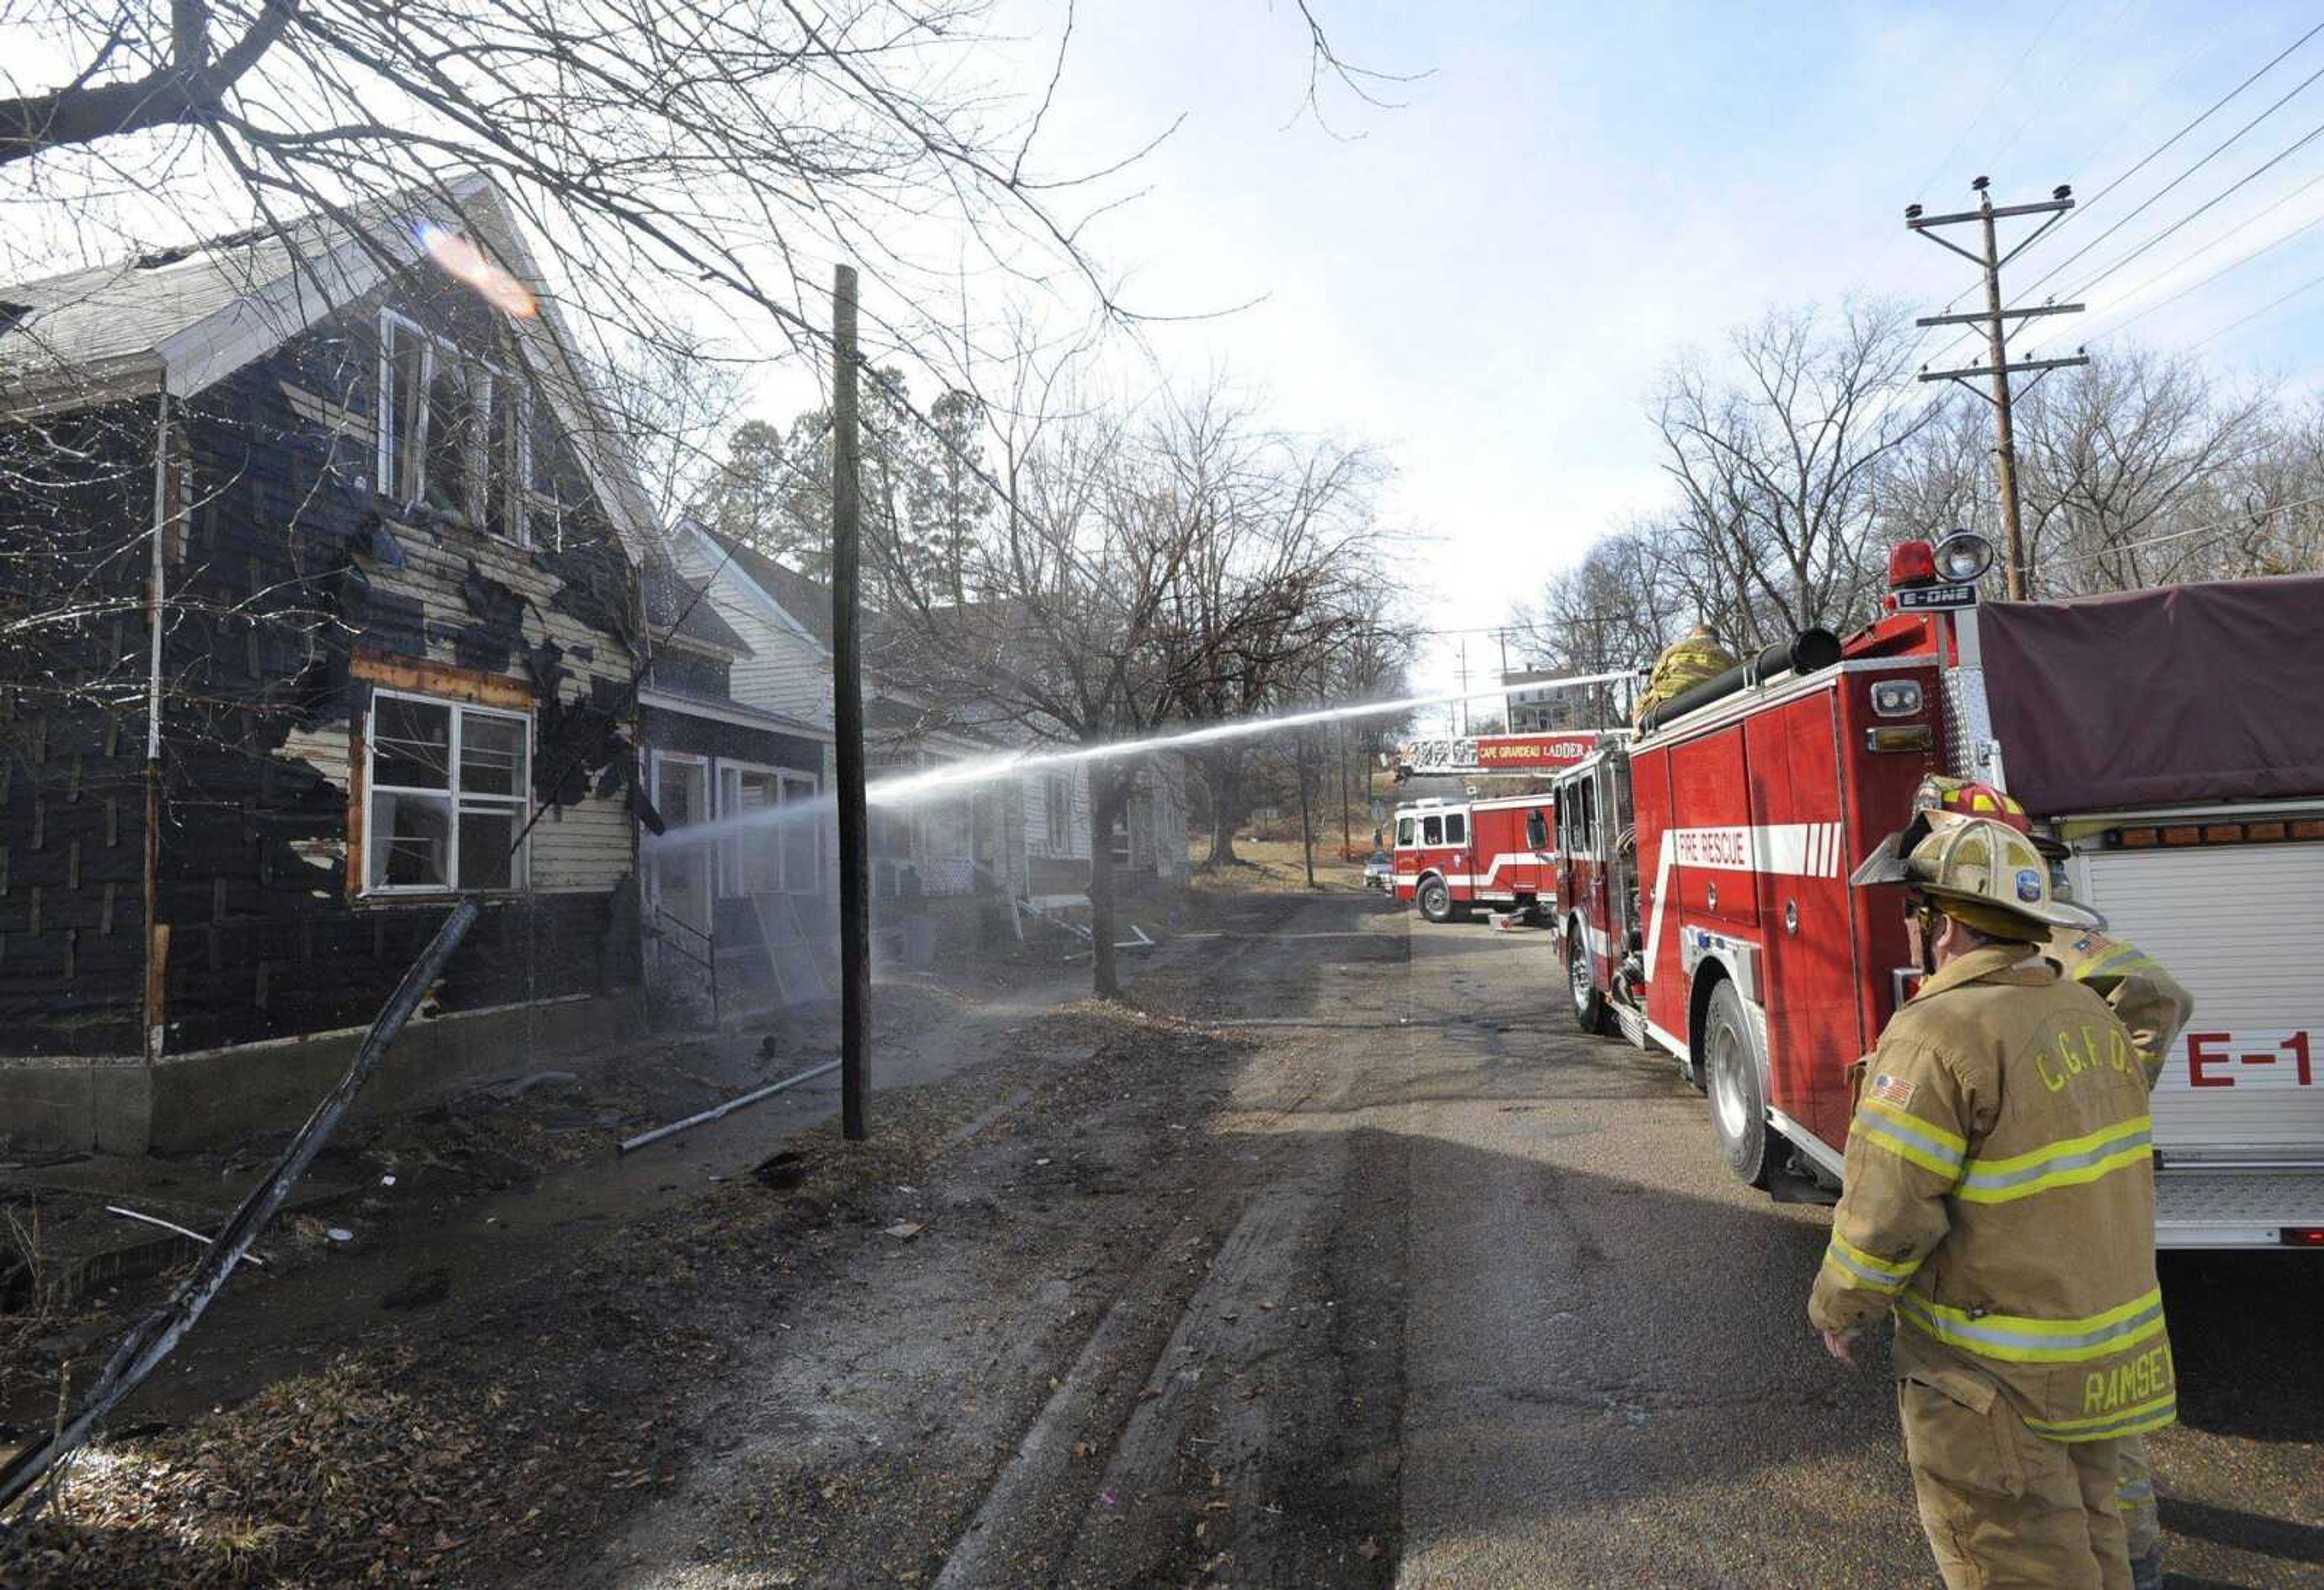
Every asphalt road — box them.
[571,888,2320,1589]
[1382,905,2324,1589]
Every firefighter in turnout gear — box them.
[1812,811,2174,1590]
[1632,623,1737,725]
[1914,777,2194,1590]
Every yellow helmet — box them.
[1850,810,2093,938]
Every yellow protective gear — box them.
[2114,1435,2160,1565]
[1810,943,2174,1438]
[2046,926,2196,1088]
[2046,923,2191,1579]
[1901,1370,2132,1589]
[1632,624,1738,725]
[1810,940,2174,1585]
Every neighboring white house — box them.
[668,523,1188,936]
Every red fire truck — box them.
[1551,534,2324,1249]
[1390,791,1558,923]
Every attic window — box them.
[0,302,28,336]
[377,310,531,544]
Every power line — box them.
[2043,488,2324,569]
[1984,0,2141,172]
[1908,0,2077,204]
[1915,21,2324,371]
[1860,0,2079,301]
[2050,106,2324,308]
[2033,171,2324,350]
[2186,258,2324,349]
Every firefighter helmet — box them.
[1913,774,2069,862]
[1850,810,2093,938]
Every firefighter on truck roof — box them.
[1631,623,1737,726]
[1914,777,2194,1590]
[1811,808,2175,1590]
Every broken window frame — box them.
[362,688,533,895]
[376,310,533,545]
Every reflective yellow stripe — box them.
[1831,1231,1918,1280]
[1852,1097,1967,1180]
[2073,944,2158,984]
[2027,1392,2178,1442]
[1897,1287,2167,1364]
[1821,1232,1918,1295]
[1860,1096,1968,1153]
[1955,1116,2154,1205]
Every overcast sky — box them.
[917,0,2324,731]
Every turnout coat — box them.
[1808,943,2176,1443]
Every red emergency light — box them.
[1887,539,1937,589]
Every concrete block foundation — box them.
[1,992,645,1158]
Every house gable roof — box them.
[694,526,834,652]
[0,176,663,566]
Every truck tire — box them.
[1702,978,1776,1187]
[1417,875,1453,923]
[1568,928,1611,1035]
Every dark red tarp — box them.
[1980,575,2324,814]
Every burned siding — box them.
[153,278,642,1049]
[0,265,650,1055]
[0,402,158,1052]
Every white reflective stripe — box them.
[1474,851,1557,886]
[1664,823,1846,879]
[1643,836,1677,975]
[1644,821,1843,973]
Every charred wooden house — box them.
[0,180,664,1155]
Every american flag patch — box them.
[1869,1073,1918,1109]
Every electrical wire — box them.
[1913,20,2324,371]
[2048,106,2324,309]
[2041,489,2324,569]
[2185,259,2324,349]
[1907,0,2078,206]
[2029,173,2324,351]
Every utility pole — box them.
[1455,638,1469,738]
[831,265,871,1143]
[1908,175,2090,599]
[1338,719,1351,857]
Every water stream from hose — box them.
[643,670,1632,854]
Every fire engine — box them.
[1390,791,1558,923]
[1551,532,2324,1250]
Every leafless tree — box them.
[1141,384,1392,869]
[1653,301,1941,647]
[2013,349,2273,596]
[1509,522,1685,728]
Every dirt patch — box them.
[0,924,1279,1585]
[1,891,1411,1588]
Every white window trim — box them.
[362,687,534,896]
[376,308,533,546]
[1045,771,1074,858]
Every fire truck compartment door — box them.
[2074,840,2324,1160]
[1668,734,1759,927]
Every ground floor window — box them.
[364,690,531,892]
[718,764,823,895]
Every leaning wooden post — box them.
[831,265,872,1142]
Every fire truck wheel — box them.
[1702,980,1775,1187]
[1567,928,1611,1035]
[1416,875,1454,923]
